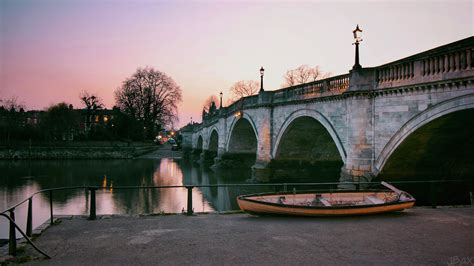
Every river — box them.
[0,158,280,239]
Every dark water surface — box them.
[1,158,284,239]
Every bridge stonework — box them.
[190,37,474,183]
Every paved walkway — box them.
[18,207,474,265]
[138,144,182,159]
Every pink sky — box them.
[1,0,472,128]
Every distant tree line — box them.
[0,67,182,146]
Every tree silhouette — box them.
[114,67,182,138]
[282,65,330,87]
[42,102,79,141]
[229,80,259,103]
[79,91,104,137]
[202,95,219,112]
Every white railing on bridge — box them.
[375,37,473,89]
[194,37,473,130]
[273,74,350,103]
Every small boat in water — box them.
[237,182,415,216]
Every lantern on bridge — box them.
[352,25,363,70]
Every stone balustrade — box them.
[375,37,473,89]
[196,37,473,131]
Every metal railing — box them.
[1,179,472,259]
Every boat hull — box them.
[237,191,415,217]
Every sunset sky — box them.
[1,0,472,127]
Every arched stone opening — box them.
[194,135,203,155]
[377,109,474,205]
[272,116,343,182]
[203,130,219,164]
[223,118,257,167]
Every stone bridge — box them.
[189,37,474,184]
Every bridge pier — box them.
[251,163,271,182]
[338,69,377,188]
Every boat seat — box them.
[319,197,331,206]
[365,196,385,204]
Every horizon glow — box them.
[1,0,472,127]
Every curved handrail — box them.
[0,179,471,260]
[1,179,471,214]
[1,186,90,214]
[0,213,51,259]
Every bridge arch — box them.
[272,109,346,162]
[225,113,258,154]
[376,93,474,173]
[195,135,203,151]
[207,127,219,152]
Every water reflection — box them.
[0,158,261,239]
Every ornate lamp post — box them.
[352,24,363,70]
[219,91,223,108]
[259,66,265,92]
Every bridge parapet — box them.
[375,37,473,89]
[194,38,473,132]
[195,73,351,131]
[273,74,350,103]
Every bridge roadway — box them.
[16,207,474,265]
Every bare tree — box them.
[79,91,104,133]
[282,65,330,87]
[114,67,182,134]
[202,95,219,112]
[308,66,331,81]
[295,65,311,84]
[1,96,25,112]
[283,70,297,87]
[0,97,26,143]
[229,80,259,103]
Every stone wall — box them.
[0,146,158,160]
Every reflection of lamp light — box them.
[259,66,265,92]
[102,175,107,189]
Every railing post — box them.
[89,187,96,220]
[430,182,437,208]
[49,190,54,225]
[9,209,17,255]
[26,198,33,237]
[186,186,194,216]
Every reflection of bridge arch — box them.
[273,109,346,162]
[226,114,258,154]
[376,93,474,172]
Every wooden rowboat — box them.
[237,182,415,216]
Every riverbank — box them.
[0,141,159,159]
[8,206,474,265]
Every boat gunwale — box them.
[237,189,416,210]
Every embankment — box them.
[0,143,158,160]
